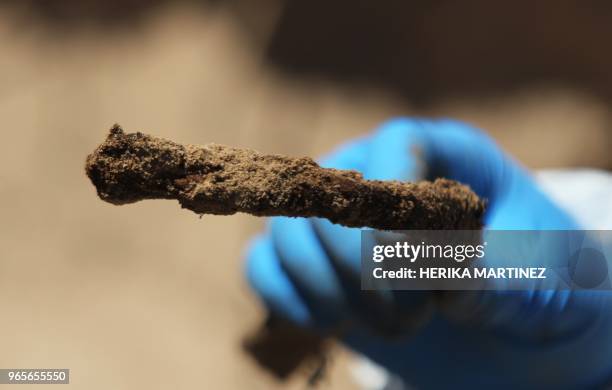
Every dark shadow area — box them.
[0,0,217,27]
[11,0,612,109]
[0,0,275,46]
[265,0,612,105]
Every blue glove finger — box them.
[417,119,510,202]
[244,235,312,326]
[270,217,349,326]
[364,118,427,181]
[318,136,370,171]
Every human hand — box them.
[245,119,612,389]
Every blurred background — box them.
[0,0,610,389]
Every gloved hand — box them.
[245,118,612,389]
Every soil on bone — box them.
[85,125,485,231]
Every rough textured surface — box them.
[86,125,485,230]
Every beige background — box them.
[0,2,610,389]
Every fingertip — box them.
[367,118,427,181]
[244,235,312,325]
[418,118,507,201]
[270,217,345,306]
[311,218,362,271]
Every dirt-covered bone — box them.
[86,125,485,230]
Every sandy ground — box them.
[0,3,610,389]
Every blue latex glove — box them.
[244,118,612,389]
